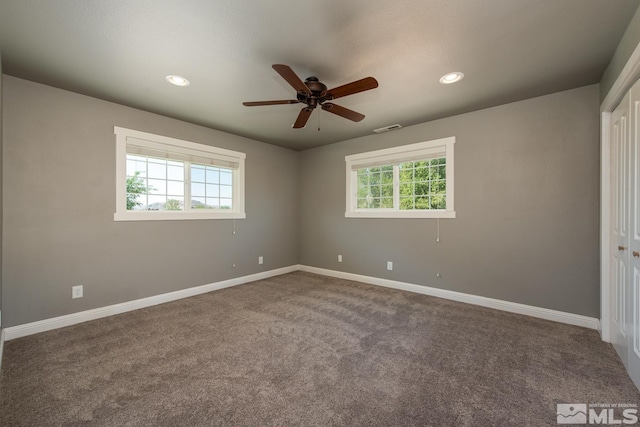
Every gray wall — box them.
[2,75,299,327]
[299,85,600,317]
[0,56,3,327]
[601,5,640,102]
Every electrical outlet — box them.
[259,256,264,265]
[338,254,342,262]
[72,285,83,299]
[387,261,393,271]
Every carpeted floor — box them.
[0,271,638,426]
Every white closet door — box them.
[611,91,630,368]
[627,80,640,389]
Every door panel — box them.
[627,81,640,389]
[611,92,630,367]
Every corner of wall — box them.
[600,4,640,101]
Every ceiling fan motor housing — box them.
[296,77,330,109]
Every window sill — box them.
[345,210,456,219]
[114,211,246,221]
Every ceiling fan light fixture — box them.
[165,75,190,86]
[439,72,464,84]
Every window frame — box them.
[114,126,246,221]
[345,137,455,219]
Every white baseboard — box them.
[299,265,600,330]
[3,265,298,341]
[0,329,5,372]
[3,263,600,341]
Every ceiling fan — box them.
[243,64,379,129]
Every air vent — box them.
[373,124,402,134]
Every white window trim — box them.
[114,126,246,221]
[345,136,456,219]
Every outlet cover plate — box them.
[72,285,83,299]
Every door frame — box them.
[601,42,640,342]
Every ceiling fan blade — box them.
[272,64,311,94]
[243,100,299,106]
[321,103,365,122]
[322,77,378,100]
[292,107,313,128]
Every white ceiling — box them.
[0,0,638,150]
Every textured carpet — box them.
[0,271,638,426]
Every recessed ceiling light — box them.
[439,72,464,84]
[165,75,190,86]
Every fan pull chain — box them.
[318,108,321,131]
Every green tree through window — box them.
[126,171,149,210]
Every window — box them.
[345,137,455,218]
[114,127,246,221]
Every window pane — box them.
[147,195,166,210]
[191,165,205,182]
[431,195,446,209]
[192,182,205,197]
[381,184,393,197]
[415,183,429,196]
[164,198,184,211]
[134,161,147,177]
[167,180,184,196]
[357,187,369,199]
[415,196,430,209]
[220,171,232,185]
[399,183,412,196]
[400,197,414,210]
[399,167,413,182]
[415,166,429,181]
[220,198,233,209]
[206,184,219,197]
[148,162,166,179]
[126,155,147,177]
[206,198,220,208]
[431,180,446,194]
[126,159,136,175]
[167,165,183,181]
[147,179,166,195]
[191,197,206,209]
[380,197,393,208]
[220,185,232,198]
[127,193,146,210]
[206,168,220,183]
